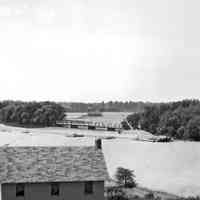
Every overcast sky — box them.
[0,0,199,102]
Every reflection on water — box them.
[67,112,131,124]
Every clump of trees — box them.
[107,167,136,200]
[115,167,137,188]
[0,101,65,127]
[123,99,200,141]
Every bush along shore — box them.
[124,99,200,141]
[0,101,65,127]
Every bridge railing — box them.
[56,119,122,130]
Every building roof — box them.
[0,146,109,184]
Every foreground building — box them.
[0,140,109,200]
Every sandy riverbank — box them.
[0,123,169,145]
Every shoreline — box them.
[0,123,174,143]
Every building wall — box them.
[1,181,104,200]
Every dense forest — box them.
[60,101,151,113]
[125,99,200,141]
[0,101,65,127]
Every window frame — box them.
[84,181,94,195]
[51,182,60,196]
[16,183,25,197]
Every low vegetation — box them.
[107,167,137,200]
[115,167,137,188]
[124,99,200,141]
[0,101,65,127]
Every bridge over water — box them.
[56,119,122,132]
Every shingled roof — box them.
[0,146,109,184]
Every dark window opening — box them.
[84,181,93,194]
[16,183,25,197]
[51,183,60,196]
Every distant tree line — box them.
[124,99,200,141]
[60,101,152,113]
[0,101,65,127]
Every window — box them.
[84,181,93,194]
[51,183,60,196]
[16,183,25,197]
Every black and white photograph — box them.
[0,0,199,200]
